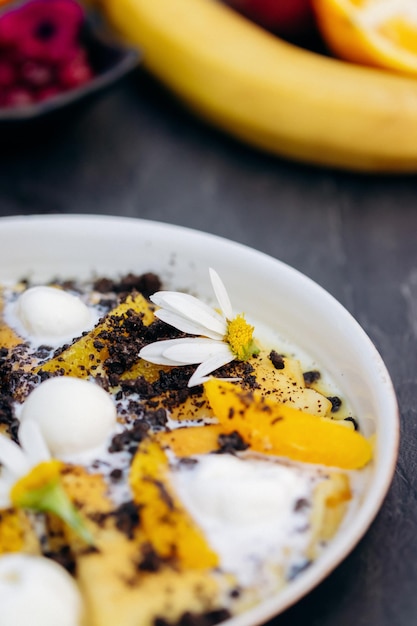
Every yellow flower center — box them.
[225,314,258,361]
[11,460,63,505]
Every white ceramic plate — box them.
[0,214,399,625]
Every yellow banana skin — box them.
[102,0,417,172]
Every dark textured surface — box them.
[1,68,416,626]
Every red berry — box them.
[20,59,53,87]
[0,0,85,63]
[36,85,61,101]
[0,60,16,87]
[2,87,34,108]
[58,52,92,89]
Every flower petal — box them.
[0,434,31,478]
[139,339,190,366]
[155,309,224,340]
[209,268,233,321]
[0,491,12,509]
[18,420,51,467]
[151,292,227,336]
[0,469,14,508]
[187,351,236,387]
[163,338,232,365]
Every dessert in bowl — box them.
[0,214,399,626]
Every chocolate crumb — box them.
[93,272,162,299]
[269,350,285,370]
[109,468,123,482]
[294,498,310,512]
[0,395,16,438]
[303,370,321,385]
[178,457,199,468]
[143,407,168,430]
[137,542,163,572]
[344,416,359,431]
[109,422,150,453]
[327,396,342,413]
[113,501,140,540]
[217,431,249,454]
[43,546,76,576]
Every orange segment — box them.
[204,380,372,470]
[129,439,218,569]
[313,0,417,76]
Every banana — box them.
[101,0,417,172]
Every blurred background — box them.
[0,1,417,625]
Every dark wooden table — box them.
[0,68,416,626]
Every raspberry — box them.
[59,54,92,89]
[0,0,84,63]
[0,60,16,87]
[2,87,34,108]
[0,0,95,109]
[20,59,53,87]
[37,85,60,101]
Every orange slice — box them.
[313,0,417,76]
[204,380,373,470]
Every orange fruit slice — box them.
[313,0,417,76]
[204,380,373,470]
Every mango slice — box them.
[0,508,40,554]
[57,459,223,626]
[204,380,372,470]
[78,546,222,626]
[37,293,157,379]
[249,350,332,416]
[156,424,224,456]
[129,439,218,569]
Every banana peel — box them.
[100,0,417,172]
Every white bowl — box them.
[0,214,399,625]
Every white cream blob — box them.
[20,377,117,457]
[11,285,96,347]
[172,454,314,586]
[0,554,83,626]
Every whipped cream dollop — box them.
[11,285,96,347]
[172,454,314,586]
[0,554,84,626]
[20,377,117,457]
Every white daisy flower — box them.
[139,268,259,387]
[0,421,93,544]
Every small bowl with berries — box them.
[0,0,139,122]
